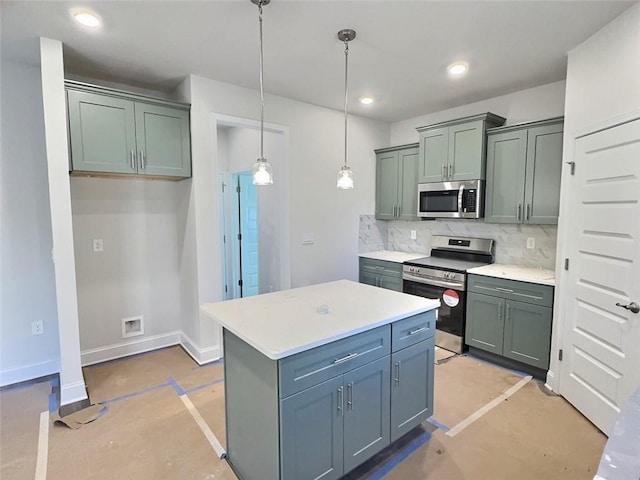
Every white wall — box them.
[0,58,61,386]
[39,38,87,405]
[70,178,188,364]
[390,81,566,146]
[181,75,390,355]
[547,2,640,391]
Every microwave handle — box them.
[458,185,464,213]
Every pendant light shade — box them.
[251,0,273,186]
[337,28,356,190]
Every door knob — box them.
[615,302,640,314]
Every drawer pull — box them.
[333,352,359,365]
[495,287,514,293]
[408,326,427,336]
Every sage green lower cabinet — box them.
[465,275,553,372]
[391,336,434,442]
[223,311,436,480]
[359,258,403,292]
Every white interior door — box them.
[559,117,640,435]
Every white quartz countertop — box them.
[467,264,555,286]
[358,250,427,263]
[201,279,440,360]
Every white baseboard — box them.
[181,332,222,365]
[81,331,182,366]
[60,380,88,406]
[545,370,557,393]
[0,359,60,387]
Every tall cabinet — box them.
[416,113,506,183]
[484,117,563,224]
[375,144,419,220]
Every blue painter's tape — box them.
[426,417,450,432]
[48,392,58,413]
[167,377,185,396]
[366,430,432,480]
[102,383,169,405]
[183,377,225,395]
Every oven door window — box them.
[403,281,466,337]
[419,190,458,213]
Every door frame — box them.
[547,108,640,394]
[212,113,292,300]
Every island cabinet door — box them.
[390,337,434,442]
[280,376,344,480]
[343,356,391,473]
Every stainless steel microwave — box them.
[417,180,484,219]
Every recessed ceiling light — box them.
[72,10,101,28]
[447,62,468,77]
[360,97,374,105]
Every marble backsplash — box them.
[359,215,558,270]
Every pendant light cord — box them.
[343,40,349,168]
[259,0,265,161]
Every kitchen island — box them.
[201,279,440,480]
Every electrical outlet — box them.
[32,321,44,335]
[93,239,104,253]
[526,237,535,249]
[410,230,417,240]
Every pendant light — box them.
[337,28,356,190]
[251,0,273,185]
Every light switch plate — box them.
[410,230,417,240]
[526,237,535,249]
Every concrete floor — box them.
[0,345,606,479]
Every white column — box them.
[40,37,87,405]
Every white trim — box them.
[574,108,640,139]
[35,411,49,480]
[60,380,89,406]
[446,376,532,437]
[544,370,556,393]
[180,394,227,459]
[181,331,222,365]
[0,359,59,387]
[81,331,182,366]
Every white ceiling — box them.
[1,0,635,122]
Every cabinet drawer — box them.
[279,326,391,398]
[359,258,402,278]
[468,275,553,308]
[391,311,435,353]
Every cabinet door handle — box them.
[333,352,359,365]
[337,386,344,416]
[495,287,514,293]
[347,382,353,409]
[526,204,531,220]
[441,164,446,179]
[408,326,427,336]
[517,204,522,220]
[397,205,401,217]
[506,303,511,322]
[448,164,453,179]
[139,150,145,170]
[130,150,136,170]
[394,361,402,386]
[498,302,503,320]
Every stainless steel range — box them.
[403,236,494,354]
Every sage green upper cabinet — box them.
[485,118,563,224]
[375,144,419,220]
[67,90,137,175]
[66,81,191,179]
[416,113,506,183]
[134,103,191,177]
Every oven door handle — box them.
[403,274,464,290]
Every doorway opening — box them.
[215,116,290,301]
